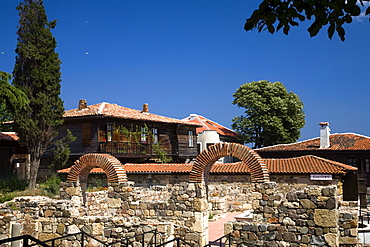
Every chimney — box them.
[142,103,149,113]
[319,122,330,148]
[78,99,87,110]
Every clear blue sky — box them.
[1,0,370,142]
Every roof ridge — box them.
[257,132,370,151]
[331,132,370,139]
[97,102,106,114]
[64,101,201,126]
[256,137,319,150]
[198,114,234,131]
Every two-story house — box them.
[56,100,201,164]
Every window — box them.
[347,158,356,166]
[188,130,194,147]
[365,159,370,173]
[107,123,113,142]
[197,143,201,154]
[141,127,147,143]
[82,123,91,145]
[152,128,158,144]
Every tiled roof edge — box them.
[308,155,358,171]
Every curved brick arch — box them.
[190,142,270,183]
[67,153,127,185]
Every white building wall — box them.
[197,130,220,152]
[198,130,234,163]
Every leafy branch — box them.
[245,0,370,41]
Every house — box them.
[0,132,28,179]
[255,122,370,206]
[54,100,201,164]
[182,114,242,162]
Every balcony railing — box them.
[99,142,154,156]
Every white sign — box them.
[310,174,332,181]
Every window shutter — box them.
[82,123,91,145]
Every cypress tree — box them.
[13,0,64,190]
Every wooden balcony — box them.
[99,142,154,157]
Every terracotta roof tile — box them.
[124,163,192,173]
[58,163,192,174]
[64,102,201,126]
[257,133,370,151]
[0,132,19,141]
[264,155,357,174]
[182,114,238,137]
[58,155,355,175]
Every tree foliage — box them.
[232,80,305,149]
[51,129,76,170]
[0,103,12,132]
[12,0,64,190]
[0,71,29,131]
[245,0,370,41]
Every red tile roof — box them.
[58,155,355,175]
[257,133,370,151]
[64,102,201,126]
[0,132,19,141]
[264,155,357,174]
[182,114,238,137]
[58,163,192,174]
[125,163,192,173]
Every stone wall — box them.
[0,181,209,246]
[207,174,343,218]
[0,196,180,247]
[0,178,358,247]
[224,183,358,247]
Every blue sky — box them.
[1,0,370,142]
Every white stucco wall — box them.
[197,130,220,152]
[197,130,234,163]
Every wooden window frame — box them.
[152,128,158,144]
[107,123,113,142]
[188,130,194,147]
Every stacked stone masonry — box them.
[0,181,359,247]
[225,183,358,247]
[0,181,209,246]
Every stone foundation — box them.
[225,183,358,247]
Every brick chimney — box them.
[142,103,149,113]
[78,99,87,110]
[319,122,330,148]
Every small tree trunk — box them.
[28,158,40,190]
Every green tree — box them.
[51,129,76,170]
[12,0,64,190]
[0,71,29,131]
[232,80,305,149]
[0,103,12,132]
[245,0,370,41]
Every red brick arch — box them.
[67,153,127,185]
[190,142,270,183]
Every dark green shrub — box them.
[0,175,28,193]
[39,174,62,197]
